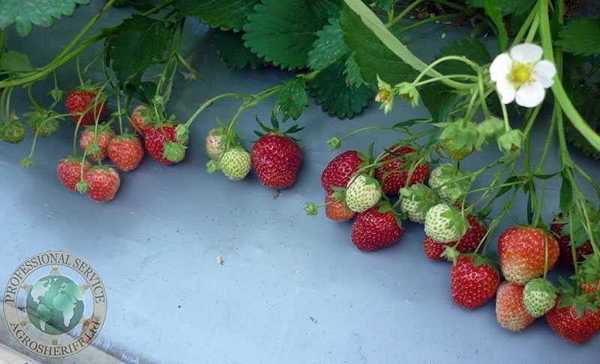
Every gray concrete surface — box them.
[0,3,599,364]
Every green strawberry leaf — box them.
[174,0,259,32]
[0,50,33,73]
[210,30,264,70]
[339,4,416,86]
[0,0,90,36]
[276,78,308,120]
[308,60,373,119]
[559,171,573,211]
[558,18,600,57]
[105,15,174,84]
[308,18,349,71]
[243,0,339,70]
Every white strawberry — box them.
[399,183,439,223]
[206,127,226,161]
[424,203,468,243]
[345,174,382,213]
[429,163,469,202]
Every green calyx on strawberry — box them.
[251,112,304,190]
[399,183,439,224]
[0,115,25,144]
[345,174,382,213]
[497,129,525,160]
[424,203,468,243]
[429,163,470,203]
[439,119,481,161]
[523,278,557,318]
[25,109,62,137]
[219,146,251,181]
[164,141,187,163]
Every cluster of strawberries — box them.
[314,146,600,345]
[203,118,304,190]
[56,86,187,202]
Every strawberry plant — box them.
[2,0,600,345]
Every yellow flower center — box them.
[509,63,534,86]
[375,89,392,104]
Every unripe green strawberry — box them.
[399,183,439,223]
[206,128,226,160]
[345,174,382,213]
[26,109,61,137]
[424,203,468,243]
[220,147,251,181]
[523,278,557,318]
[440,119,480,161]
[429,163,469,202]
[1,117,25,143]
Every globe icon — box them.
[26,275,84,335]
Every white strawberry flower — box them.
[489,43,557,108]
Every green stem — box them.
[387,0,426,27]
[538,0,600,152]
[513,6,538,45]
[184,93,244,127]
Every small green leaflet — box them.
[210,31,263,70]
[243,0,340,70]
[308,18,349,71]
[276,78,308,120]
[0,51,33,73]
[105,15,174,84]
[340,4,417,86]
[482,0,509,50]
[174,0,260,32]
[559,172,573,211]
[344,54,366,87]
[558,18,600,57]
[0,0,90,36]
[308,60,373,118]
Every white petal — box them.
[516,82,546,108]
[490,53,512,82]
[534,60,557,88]
[510,43,543,63]
[496,78,516,104]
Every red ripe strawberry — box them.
[108,134,144,172]
[497,226,560,284]
[130,104,157,134]
[422,215,487,261]
[79,125,114,161]
[65,87,107,126]
[550,214,593,268]
[321,150,363,193]
[57,157,90,192]
[143,124,182,165]
[495,282,536,331]
[251,133,303,189]
[450,255,500,309]
[325,193,354,222]
[546,299,600,344]
[375,145,429,195]
[84,166,120,202]
[351,206,404,251]
[423,237,446,260]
